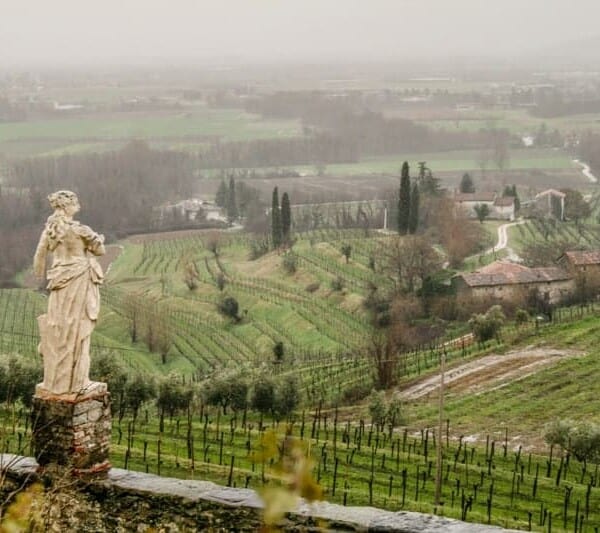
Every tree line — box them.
[1,141,197,284]
[244,91,513,156]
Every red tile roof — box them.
[493,197,515,207]
[454,192,496,202]
[563,250,600,266]
[458,261,571,287]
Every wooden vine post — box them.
[435,347,446,508]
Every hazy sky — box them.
[2,0,599,67]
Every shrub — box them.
[251,377,276,416]
[341,244,352,263]
[305,282,320,293]
[468,305,505,343]
[330,276,345,292]
[248,236,270,260]
[273,341,285,363]
[369,390,386,431]
[341,382,372,404]
[125,374,157,421]
[275,376,301,418]
[368,255,376,271]
[218,296,240,321]
[282,251,298,274]
[515,308,529,325]
[204,374,248,413]
[545,419,600,465]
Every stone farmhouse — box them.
[454,192,516,221]
[558,250,600,297]
[533,189,566,220]
[558,250,600,277]
[453,260,574,305]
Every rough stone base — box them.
[31,382,111,475]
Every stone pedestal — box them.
[31,382,111,476]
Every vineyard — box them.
[2,337,600,533]
[4,222,600,530]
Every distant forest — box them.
[1,141,196,285]
[244,91,501,157]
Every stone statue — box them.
[33,190,105,395]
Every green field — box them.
[417,108,600,136]
[0,108,302,157]
[282,148,575,177]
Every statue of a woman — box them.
[33,190,105,395]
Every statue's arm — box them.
[78,224,105,256]
[33,230,49,278]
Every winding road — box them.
[573,159,598,184]
[484,219,526,262]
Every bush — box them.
[218,296,240,321]
[248,236,270,260]
[275,376,301,418]
[0,355,42,407]
[515,308,529,325]
[341,382,372,404]
[545,419,600,464]
[368,255,376,271]
[369,391,386,431]
[341,244,352,263]
[369,391,405,433]
[273,341,285,363]
[468,304,505,343]
[386,398,405,430]
[330,276,345,292]
[204,374,248,413]
[157,374,194,425]
[125,374,157,421]
[282,251,298,274]
[251,377,276,416]
[305,282,320,293]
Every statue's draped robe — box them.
[37,224,104,394]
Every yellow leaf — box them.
[260,486,298,526]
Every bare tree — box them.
[384,235,442,293]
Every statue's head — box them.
[48,190,79,214]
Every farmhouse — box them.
[533,189,565,220]
[453,260,574,305]
[558,250,600,275]
[454,192,516,221]
[557,250,600,298]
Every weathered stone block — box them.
[31,383,111,476]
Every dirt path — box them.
[482,219,526,262]
[573,158,598,184]
[398,346,584,401]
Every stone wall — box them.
[0,454,519,532]
[31,385,111,474]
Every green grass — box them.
[0,108,301,157]
[286,148,574,176]
[410,314,600,443]
[416,107,600,137]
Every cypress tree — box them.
[215,179,228,207]
[398,162,411,234]
[408,182,419,234]
[281,192,291,243]
[227,177,238,222]
[271,187,282,248]
[459,172,475,193]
